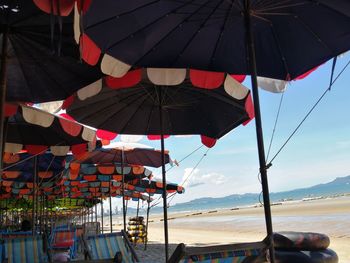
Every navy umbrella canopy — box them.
[73,1,350,262]
[79,0,350,80]
[0,0,103,103]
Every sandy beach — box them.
[126,196,350,262]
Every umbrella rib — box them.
[93,0,198,51]
[254,1,308,12]
[107,0,204,54]
[169,0,225,67]
[294,15,333,53]
[208,0,235,69]
[14,37,64,100]
[267,22,291,79]
[118,93,151,135]
[85,0,161,30]
[95,90,149,134]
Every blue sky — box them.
[107,54,350,209]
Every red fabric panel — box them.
[230,75,246,83]
[147,135,170,140]
[26,145,48,155]
[80,34,101,66]
[4,104,18,117]
[76,0,92,13]
[105,69,142,89]
[293,66,319,80]
[71,143,87,156]
[60,113,75,121]
[38,171,53,179]
[190,69,225,89]
[59,118,82,136]
[33,0,74,16]
[243,93,255,126]
[98,166,115,174]
[101,139,110,146]
[62,95,74,110]
[201,136,217,148]
[96,129,118,140]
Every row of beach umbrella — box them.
[1,1,350,262]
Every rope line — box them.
[267,57,348,166]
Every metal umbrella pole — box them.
[158,86,169,262]
[109,171,113,233]
[100,198,104,234]
[0,28,8,168]
[244,1,275,262]
[32,156,38,235]
[121,149,127,232]
[144,199,151,251]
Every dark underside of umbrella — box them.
[74,148,170,168]
[6,113,88,146]
[67,82,250,139]
[83,0,350,79]
[0,0,102,103]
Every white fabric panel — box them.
[22,106,54,127]
[37,101,63,113]
[120,135,143,143]
[77,79,103,100]
[147,68,186,86]
[4,143,23,153]
[103,141,153,150]
[224,75,249,99]
[82,127,96,142]
[50,146,70,156]
[101,54,131,77]
[74,3,80,43]
[257,77,288,93]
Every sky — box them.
[98,54,350,211]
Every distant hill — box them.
[148,175,350,214]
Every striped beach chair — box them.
[50,228,77,259]
[169,238,270,263]
[3,236,49,263]
[83,231,138,262]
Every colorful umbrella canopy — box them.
[75,0,350,80]
[0,0,102,103]
[65,163,153,181]
[2,153,65,182]
[4,104,96,156]
[65,68,254,146]
[71,147,171,168]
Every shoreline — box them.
[101,196,350,262]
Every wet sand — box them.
[141,196,350,263]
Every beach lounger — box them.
[82,231,139,263]
[2,235,49,263]
[50,228,77,259]
[169,238,270,263]
[83,222,101,236]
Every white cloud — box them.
[181,168,227,188]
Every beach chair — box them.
[3,235,49,263]
[50,228,77,259]
[82,231,139,263]
[83,222,101,237]
[169,238,270,263]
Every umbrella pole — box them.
[101,198,104,234]
[158,87,169,262]
[0,28,8,170]
[32,156,38,235]
[109,174,113,233]
[144,199,151,251]
[121,149,127,232]
[244,1,275,262]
